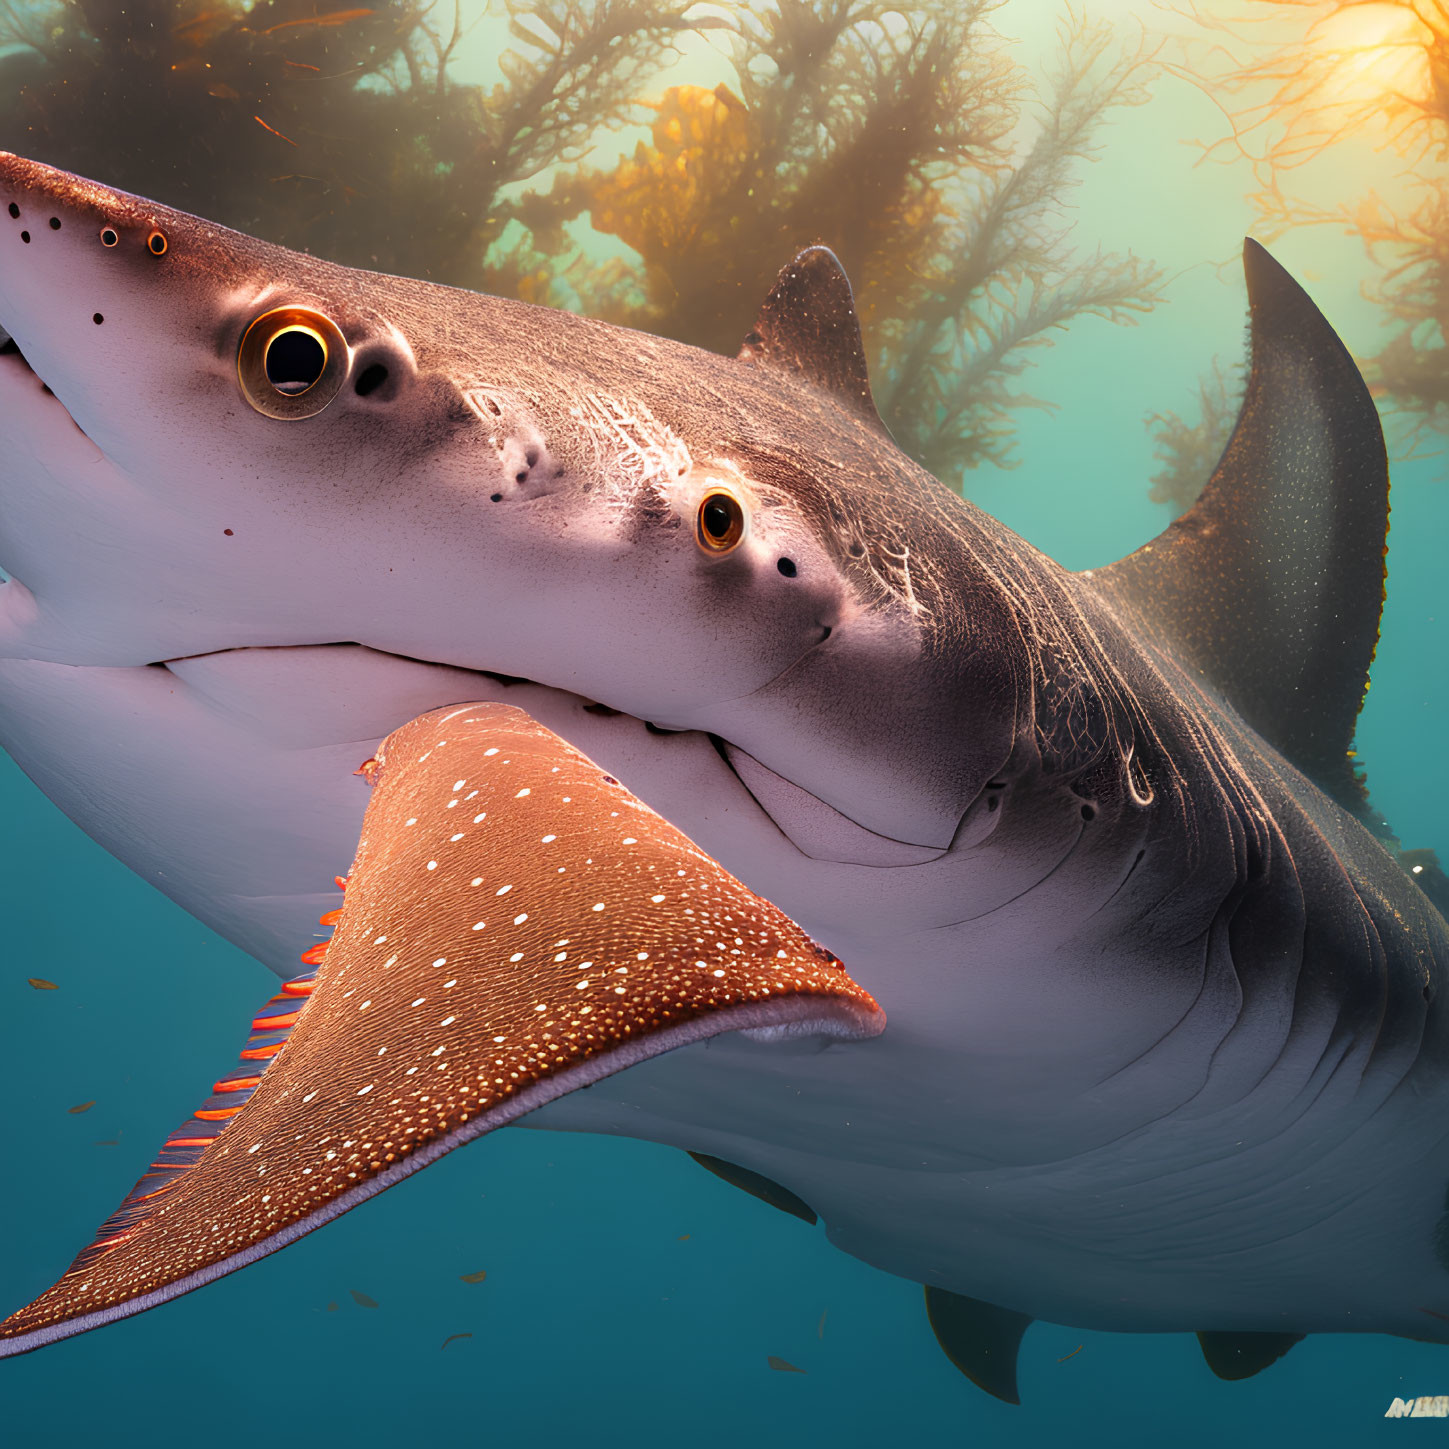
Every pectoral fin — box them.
[0,702,883,1357]
[923,1285,1034,1404]
[687,1152,818,1224]
[1196,1329,1304,1380]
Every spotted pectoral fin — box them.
[1196,1329,1304,1381]
[0,702,884,1357]
[923,1286,1034,1405]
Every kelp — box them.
[1179,0,1448,446]
[1146,359,1244,515]
[548,5,1169,477]
[0,0,1166,485]
[0,0,710,285]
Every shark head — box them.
[0,153,1027,861]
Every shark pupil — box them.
[265,328,327,396]
[698,491,744,552]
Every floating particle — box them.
[817,1309,828,1340]
[326,1301,339,1313]
[349,1289,379,1308]
[677,1234,691,1242]
[767,1356,806,1374]
[67,1101,96,1115]
[27,978,58,991]
[459,1269,488,1284]
[1057,1344,1083,1363]
[93,1138,119,1147]
[441,1332,473,1350]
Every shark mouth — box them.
[155,640,944,869]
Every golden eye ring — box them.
[146,230,168,256]
[99,227,119,248]
[696,489,746,554]
[237,306,350,420]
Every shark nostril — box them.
[92,313,103,325]
[48,217,59,230]
[6,203,16,219]
[19,231,29,244]
[354,363,388,397]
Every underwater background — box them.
[1,0,1447,1444]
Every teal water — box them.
[3,3,1448,1444]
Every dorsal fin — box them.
[687,1152,818,1224]
[923,1285,1033,1404]
[1095,239,1388,814]
[738,246,885,429]
[1197,1329,1304,1380]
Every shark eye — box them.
[697,489,746,554]
[237,306,349,420]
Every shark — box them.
[1,152,1447,1399]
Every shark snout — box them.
[0,154,194,437]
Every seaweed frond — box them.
[0,0,1170,485]
[1175,0,1448,452]
[1145,358,1245,515]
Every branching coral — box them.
[0,0,1167,485]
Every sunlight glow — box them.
[1308,3,1434,107]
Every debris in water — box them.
[1058,1344,1084,1363]
[349,1289,379,1308]
[767,1356,806,1374]
[67,1101,96,1114]
[817,1309,828,1340]
[27,978,58,991]
[459,1269,488,1284]
[441,1333,473,1350]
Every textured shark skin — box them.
[1,152,1447,1357]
